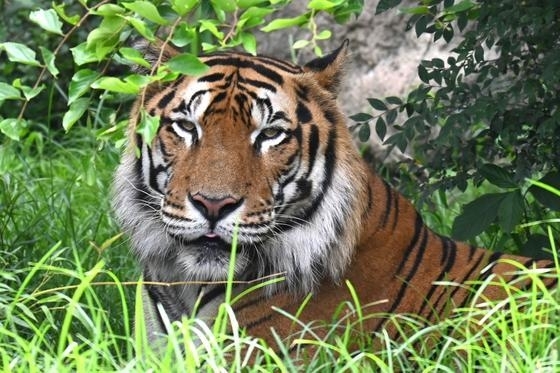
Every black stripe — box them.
[323,108,338,126]
[478,251,503,283]
[521,258,535,269]
[186,90,207,113]
[198,72,225,82]
[255,55,302,74]
[242,77,277,92]
[468,245,477,261]
[450,252,488,310]
[144,286,166,332]
[207,52,301,74]
[157,90,176,109]
[234,293,270,314]
[143,270,189,329]
[198,285,226,310]
[379,180,393,230]
[395,214,424,274]
[305,124,320,177]
[392,194,400,230]
[209,91,228,106]
[363,182,373,221]
[296,102,312,124]
[418,237,457,317]
[299,127,337,221]
[388,215,428,314]
[244,313,274,332]
[204,57,284,85]
[296,84,309,102]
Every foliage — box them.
[1,223,558,370]
[353,0,560,256]
[0,0,363,147]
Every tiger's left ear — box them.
[303,39,349,94]
[130,38,180,74]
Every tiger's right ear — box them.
[303,39,349,94]
[130,38,180,74]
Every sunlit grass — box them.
[1,129,558,371]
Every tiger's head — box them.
[114,41,370,293]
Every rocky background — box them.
[255,0,454,162]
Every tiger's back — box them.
[113,40,557,350]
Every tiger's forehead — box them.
[154,52,303,128]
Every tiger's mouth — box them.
[191,236,231,253]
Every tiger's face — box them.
[115,42,366,290]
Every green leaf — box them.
[70,42,99,65]
[94,4,126,16]
[385,132,407,153]
[418,65,430,83]
[497,190,523,233]
[199,20,225,39]
[237,0,269,7]
[367,98,387,111]
[261,14,309,32]
[238,6,273,28]
[358,123,370,142]
[171,0,198,15]
[292,39,310,49]
[474,46,484,63]
[0,83,21,101]
[0,42,40,66]
[240,33,257,55]
[401,6,429,15]
[445,0,475,13]
[385,96,403,105]
[122,1,169,25]
[315,30,332,40]
[0,118,27,141]
[62,97,90,131]
[39,47,59,77]
[376,0,402,14]
[452,193,506,240]
[166,54,209,76]
[386,109,397,124]
[13,79,45,100]
[529,172,560,211]
[68,69,98,105]
[52,3,80,25]
[91,77,142,94]
[349,112,373,122]
[124,16,156,41]
[136,110,161,146]
[29,9,64,35]
[211,0,236,12]
[479,164,517,188]
[119,47,150,68]
[520,234,554,260]
[307,0,338,11]
[375,117,386,140]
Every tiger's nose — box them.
[188,193,243,223]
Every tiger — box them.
[113,39,557,354]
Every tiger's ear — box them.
[303,39,349,94]
[130,38,180,74]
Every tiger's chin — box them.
[175,236,251,282]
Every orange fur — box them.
[114,40,557,355]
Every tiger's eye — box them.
[178,120,196,132]
[261,127,282,138]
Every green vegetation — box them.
[1,0,559,371]
[353,0,560,258]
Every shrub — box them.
[353,0,560,256]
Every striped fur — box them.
[113,40,557,349]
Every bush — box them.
[353,0,560,256]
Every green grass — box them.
[1,129,559,371]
